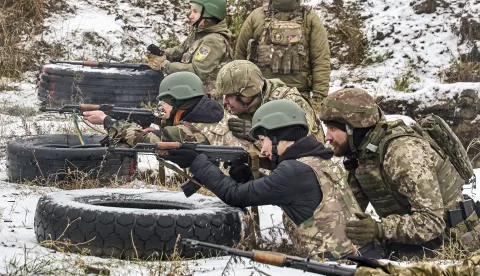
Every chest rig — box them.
[353,120,464,219]
[247,5,310,75]
[284,156,360,259]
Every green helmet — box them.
[319,88,380,129]
[189,0,227,20]
[157,72,205,101]
[216,60,264,97]
[249,100,308,139]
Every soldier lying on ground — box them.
[318,88,480,259]
[83,72,254,151]
[161,99,381,260]
[353,254,480,276]
[216,60,324,142]
[147,0,232,97]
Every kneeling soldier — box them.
[161,100,381,260]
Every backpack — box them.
[410,114,476,188]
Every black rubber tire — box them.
[34,189,246,259]
[37,64,164,107]
[6,134,135,183]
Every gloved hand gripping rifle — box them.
[108,142,251,197]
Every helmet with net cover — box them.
[319,88,380,129]
[216,60,264,98]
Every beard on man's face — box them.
[331,140,350,157]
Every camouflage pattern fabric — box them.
[283,156,361,260]
[242,78,325,142]
[350,133,464,245]
[355,255,480,276]
[108,116,259,152]
[164,20,232,98]
[319,88,380,128]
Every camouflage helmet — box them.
[216,60,264,98]
[157,72,205,101]
[189,0,227,20]
[249,100,308,139]
[319,88,380,129]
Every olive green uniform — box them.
[164,20,232,96]
[234,4,330,111]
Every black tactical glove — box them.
[228,164,254,183]
[161,148,198,169]
[228,118,254,141]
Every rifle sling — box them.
[157,159,203,187]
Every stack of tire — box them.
[37,63,163,107]
[6,134,136,184]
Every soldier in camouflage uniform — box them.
[83,72,255,151]
[161,100,381,260]
[318,88,478,259]
[147,0,232,97]
[234,0,331,112]
[217,60,325,142]
[354,255,480,275]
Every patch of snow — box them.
[45,188,244,216]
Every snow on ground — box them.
[0,0,479,274]
[0,181,318,275]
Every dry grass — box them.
[0,0,67,80]
[442,59,480,83]
[321,2,369,66]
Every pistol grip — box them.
[181,181,201,198]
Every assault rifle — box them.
[49,60,152,71]
[182,239,356,276]
[108,142,250,197]
[40,104,162,128]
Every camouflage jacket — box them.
[284,156,361,260]
[165,20,232,97]
[348,120,465,245]
[234,4,330,111]
[241,78,324,141]
[107,114,257,151]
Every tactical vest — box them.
[353,119,465,219]
[284,156,361,259]
[247,5,310,75]
[181,33,233,95]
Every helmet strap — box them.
[270,136,279,170]
[346,124,358,156]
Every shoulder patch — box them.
[194,45,211,61]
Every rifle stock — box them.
[182,239,356,276]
